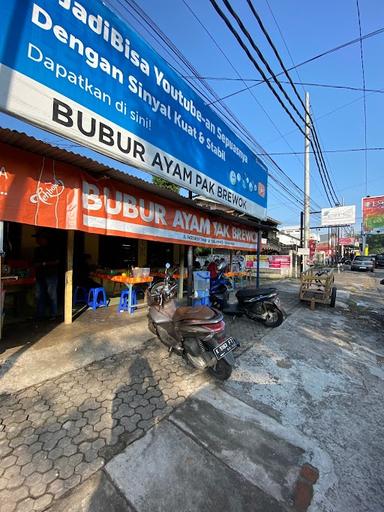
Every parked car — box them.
[351,256,375,272]
[375,254,384,268]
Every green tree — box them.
[152,176,180,194]
[367,234,384,254]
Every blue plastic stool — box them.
[74,286,88,305]
[118,289,137,313]
[88,287,110,310]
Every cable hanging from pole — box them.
[209,0,334,206]
[115,0,323,211]
[245,0,340,205]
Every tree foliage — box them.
[152,176,180,194]
[367,234,384,254]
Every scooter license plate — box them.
[213,337,237,360]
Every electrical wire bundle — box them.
[108,0,326,220]
[208,0,340,207]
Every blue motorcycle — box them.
[210,265,232,309]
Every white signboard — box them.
[321,205,356,227]
[297,248,310,256]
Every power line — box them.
[186,76,384,94]
[257,147,384,155]
[210,0,336,205]
[263,0,329,206]
[243,0,340,205]
[356,0,368,196]
[181,0,312,203]
[110,0,323,213]
[206,24,384,104]
[171,0,320,212]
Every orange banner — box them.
[0,142,258,251]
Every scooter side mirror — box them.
[165,263,171,269]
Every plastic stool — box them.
[88,287,110,310]
[74,286,88,305]
[118,289,137,313]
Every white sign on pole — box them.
[297,248,310,256]
[321,205,356,227]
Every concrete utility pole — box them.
[303,92,311,271]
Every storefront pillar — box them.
[187,245,193,306]
[178,245,185,300]
[229,251,233,272]
[64,230,74,325]
[256,230,261,288]
[0,221,3,340]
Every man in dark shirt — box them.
[33,231,60,319]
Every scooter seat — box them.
[236,287,277,299]
[173,306,216,322]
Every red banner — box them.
[0,142,258,251]
[339,237,355,246]
[309,239,316,257]
[268,255,290,269]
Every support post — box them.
[187,245,193,306]
[300,211,304,273]
[178,245,185,300]
[229,251,233,272]
[64,230,74,325]
[256,230,261,288]
[303,91,311,271]
[0,221,4,340]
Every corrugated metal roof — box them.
[0,127,276,231]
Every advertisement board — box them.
[0,142,258,251]
[0,0,268,218]
[321,205,356,227]
[339,237,355,246]
[245,254,290,269]
[362,195,384,233]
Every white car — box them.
[351,256,375,272]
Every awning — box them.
[0,136,264,251]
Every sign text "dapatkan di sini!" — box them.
[0,0,268,218]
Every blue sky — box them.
[2,0,383,230]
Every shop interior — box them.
[0,220,254,351]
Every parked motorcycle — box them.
[147,264,239,380]
[212,284,286,328]
[209,264,231,309]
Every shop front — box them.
[0,130,267,337]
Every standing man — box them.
[33,230,60,320]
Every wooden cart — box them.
[299,268,337,310]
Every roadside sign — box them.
[298,248,310,256]
[362,195,384,234]
[0,0,268,218]
[321,205,356,227]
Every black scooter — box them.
[213,286,286,328]
[147,264,239,380]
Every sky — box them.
[1,0,384,231]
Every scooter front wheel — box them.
[263,305,284,328]
[208,359,232,380]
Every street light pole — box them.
[303,92,311,271]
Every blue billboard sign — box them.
[0,0,268,217]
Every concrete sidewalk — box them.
[58,271,383,512]
[2,273,383,511]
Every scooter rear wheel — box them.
[263,305,284,328]
[208,359,232,380]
